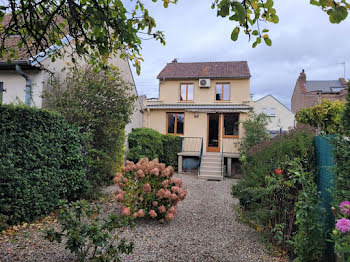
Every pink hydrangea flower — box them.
[142,183,152,193]
[137,169,145,178]
[113,173,123,184]
[152,201,158,207]
[164,190,172,199]
[123,178,128,184]
[121,207,131,216]
[340,201,350,215]
[169,206,177,214]
[138,209,145,217]
[161,168,170,177]
[148,210,157,218]
[165,212,174,221]
[162,180,169,188]
[158,205,166,213]
[116,193,124,202]
[150,168,160,176]
[171,193,178,200]
[171,186,179,193]
[132,212,138,218]
[157,189,165,199]
[336,218,350,233]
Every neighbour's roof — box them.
[157,61,251,80]
[255,94,294,114]
[305,80,346,93]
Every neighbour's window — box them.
[167,113,184,135]
[0,82,3,104]
[223,113,239,137]
[216,83,230,101]
[263,108,276,117]
[180,84,194,101]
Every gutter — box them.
[15,65,31,106]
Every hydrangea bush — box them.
[113,158,187,222]
[333,201,350,261]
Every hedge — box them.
[127,128,181,170]
[232,125,326,261]
[0,105,89,227]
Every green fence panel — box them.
[314,135,336,261]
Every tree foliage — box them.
[0,0,349,72]
[239,112,270,155]
[295,100,345,134]
[0,0,177,74]
[43,65,136,188]
[213,0,349,48]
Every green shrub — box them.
[232,125,325,260]
[160,135,181,170]
[296,100,345,134]
[333,136,350,208]
[127,128,163,163]
[114,158,187,222]
[0,105,89,226]
[239,112,269,155]
[45,200,134,262]
[43,66,135,187]
[341,82,350,135]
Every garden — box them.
[232,86,350,261]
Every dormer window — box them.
[216,83,230,101]
[180,84,194,101]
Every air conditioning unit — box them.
[199,79,210,88]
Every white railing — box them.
[181,137,202,152]
[222,138,242,154]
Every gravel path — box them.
[0,174,276,262]
[116,173,276,262]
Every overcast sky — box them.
[130,0,350,108]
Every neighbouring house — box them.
[291,70,347,113]
[144,59,253,180]
[0,32,144,139]
[254,94,295,137]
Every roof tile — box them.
[157,61,250,79]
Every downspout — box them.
[15,65,31,107]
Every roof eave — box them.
[157,75,251,80]
[0,61,40,70]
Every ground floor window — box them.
[167,113,184,135]
[223,113,239,137]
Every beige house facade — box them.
[145,60,252,180]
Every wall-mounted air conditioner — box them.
[199,79,210,88]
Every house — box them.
[0,35,144,138]
[254,95,295,137]
[291,70,347,113]
[144,59,253,180]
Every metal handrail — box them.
[221,142,224,178]
[198,138,203,176]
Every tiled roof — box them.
[157,61,251,80]
[305,80,346,93]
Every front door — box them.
[207,114,220,152]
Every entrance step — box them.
[199,153,223,180]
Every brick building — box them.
[291,70,347,113]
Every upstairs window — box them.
[180,84,194,101]
[263,108,276,117]
[216,83,230,101]
[167,113,184,135]
[223,113,239,137]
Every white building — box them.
[254,95,295,136]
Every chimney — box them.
[298,69,306,83]
[172,58,178,63]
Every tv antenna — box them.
[338,62,346,79]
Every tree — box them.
[43,65,136,187]
[0,0,349,72]
[239,112,270,155]
[295,99,345,134]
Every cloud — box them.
[132,0,350,108]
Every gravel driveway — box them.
[1,173,276,262]
[117,173,275,262]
